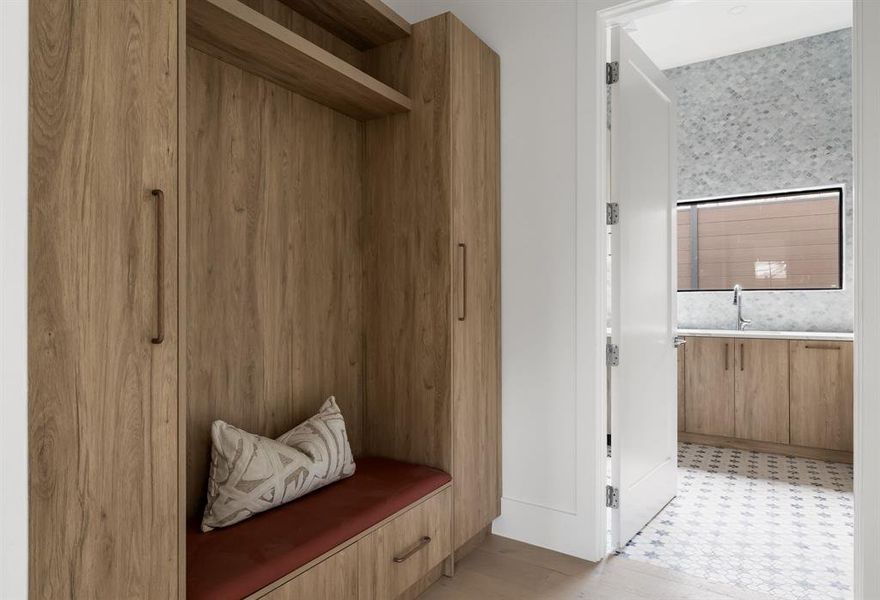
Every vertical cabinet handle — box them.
[151,189,165,345]
[724,343,729,371]
[457,243,467,321]
[739,343,744,371]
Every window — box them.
[677,187,843,291]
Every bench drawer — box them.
[357,487,452,599]
[260,545,357,600]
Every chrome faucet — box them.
[733,284,752,331]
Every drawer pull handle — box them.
[393,536,432,563]
[805,345,841,350]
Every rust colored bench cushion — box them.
[187,457,451,600]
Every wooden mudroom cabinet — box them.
[28,1,180,597]
[29,1,500,598]
[362,13,501,551]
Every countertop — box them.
[677,328,853,342]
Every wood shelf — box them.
[187,0,412,121]
[278,0,411,50]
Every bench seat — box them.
[187,457,452,600]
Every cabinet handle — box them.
[805,345,841,350]
[393,536,432,563]
[151,189,165,345]
[457,243,467,321]
[724,343,729,371]
[740,343,744,371]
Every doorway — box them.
[597,1,866,598]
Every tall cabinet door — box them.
[734,339,790,444]
[684,337,735,436]
[29,1,179,597]
[449,15,501,549]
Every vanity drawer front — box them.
[358,487,452,599]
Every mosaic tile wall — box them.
[667,29,853,332]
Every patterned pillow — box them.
[201,397,356,532]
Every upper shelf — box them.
[278,0,411,50]
[187,0,412,121]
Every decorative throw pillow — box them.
[201,397,356,532]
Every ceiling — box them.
[624,0,852,70]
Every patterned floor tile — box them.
[616,442,853,600]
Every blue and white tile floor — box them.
[618,442,853,600]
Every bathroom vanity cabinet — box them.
[790,340,854,452]
[679,333,853,462]
[734,339,790,444]
[683,336,735,437]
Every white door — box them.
[608,27,678,549]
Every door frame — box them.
[583,1,880,597]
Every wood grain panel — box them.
[362,15,453,472]
[684,337,735,437]
[790,341,853,451]
[178,0,188,590]
[239,0,364,68]
[678,193,841,291]
[697,258,839,276]
[29,0,179,596]
[186,49,364,518]
[449,14,502,550]
[698,213,838,237]
[697,244,840,263]
[696,229,839,250]
[678,210,692,289]
[699,275,838,291]
[697,195,839,223]
[261,545,358,600]
[279,0,411,50]
[734,339,790,444]
[187,0,412,120]
[358,488,452,599]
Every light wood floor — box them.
[420,535,775,600]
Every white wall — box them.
[386,0,616,560]
[0,1,29,597]
[853,3,880,597]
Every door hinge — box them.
[606,343,619,367]
[606,485,620,509]
[606,202,620,225]
[606,61,619,85]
